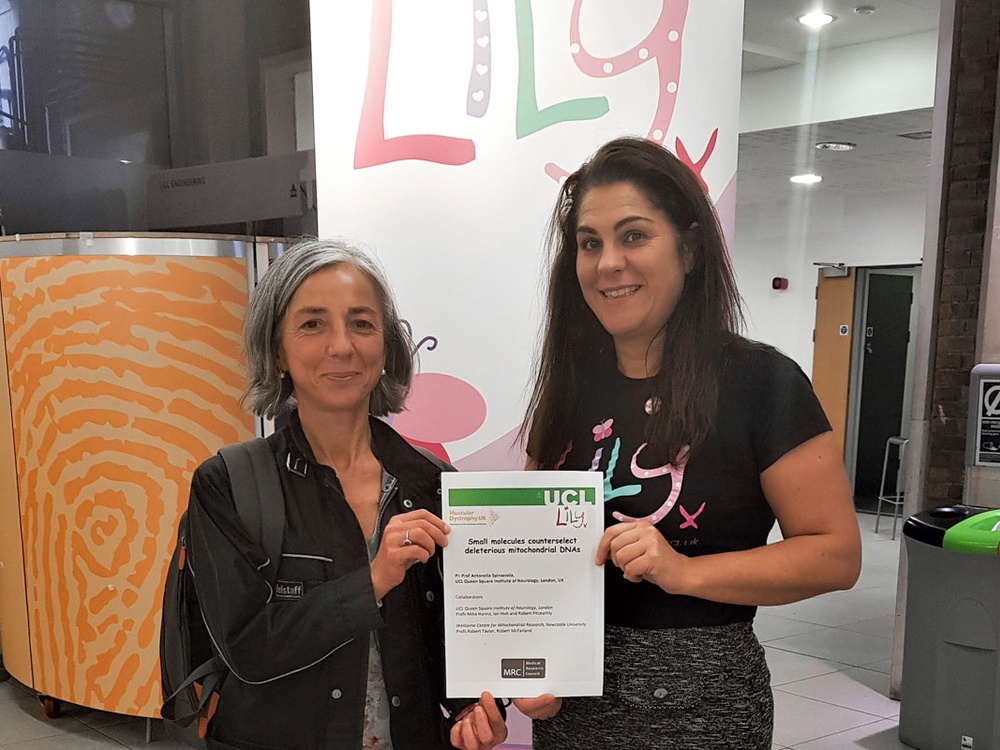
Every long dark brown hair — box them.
[524,137,744,468]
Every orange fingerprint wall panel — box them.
[0,255,254,717]
[0,282,32,684]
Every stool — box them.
[875,436,908,540]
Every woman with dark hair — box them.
[182,239,506,750]
[515,138,861,748]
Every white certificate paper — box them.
[442,471,604,698]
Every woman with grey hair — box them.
[182,239,507,750]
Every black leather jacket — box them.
[186,412,469,749]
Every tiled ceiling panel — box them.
[737,109,935,204]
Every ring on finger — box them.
[403,528,413,546]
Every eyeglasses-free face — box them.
[278,264,386,418]
[575,181,692,375]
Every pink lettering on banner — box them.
[544,163,570,183]
[568,0,689,145]
[352,0,720,190]
[355,0,476,168]
[675,128,718,193]
[543,0,700,183]
[391,327,487,462]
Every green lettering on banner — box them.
[513,0,609,139]
[449,487,597,506]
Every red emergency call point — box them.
[771,277,789,291]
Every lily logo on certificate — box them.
[442,471,605,698]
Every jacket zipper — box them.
[372,472,398,548]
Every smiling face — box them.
[575,181,692,370]
[278,264,385,419]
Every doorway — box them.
[845,267,920,511]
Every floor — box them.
[0,512,914,749]
[759,510,911,749]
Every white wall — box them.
[740,31,938,134]
[734,30,938,374]
[733,184,927,372]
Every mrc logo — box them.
[501,658,546,678]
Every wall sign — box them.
[976,378,1000,466]
[309,0,744,470]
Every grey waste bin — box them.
[899,505,1000,750]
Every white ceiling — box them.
[737,108,934,204]
[738,1,939,204]
[742,0,942,73]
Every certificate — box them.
[442,471,604,698]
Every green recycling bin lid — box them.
[941,508,1000,554]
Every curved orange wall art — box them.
[0,254,254,717]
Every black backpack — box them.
[160,438,285,746]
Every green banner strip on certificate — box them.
[449,487,596,506]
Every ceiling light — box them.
[799,11,835,28]
[790,173,823,185]
[854,5,877,14]
[816,141,856,151]
[899,130,932,140]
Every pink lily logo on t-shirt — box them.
[610,445,691,525]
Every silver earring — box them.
[280,370,287,380]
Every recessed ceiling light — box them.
[816,141,856,151]
[854,5,877,14]
[899,130,932,140]
[799,11,835,28]
[790,173,823,185]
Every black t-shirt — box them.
[556,340,832,629]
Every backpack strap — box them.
[161,654,226,727]
[412,445,456,473]
[161,440,286,733]
[218,438,286,584]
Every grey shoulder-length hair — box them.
[240,238,414,419]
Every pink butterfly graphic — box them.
[592,419,613,442]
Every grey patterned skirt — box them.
[531,621,772,750]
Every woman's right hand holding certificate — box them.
[512,694,562,720]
